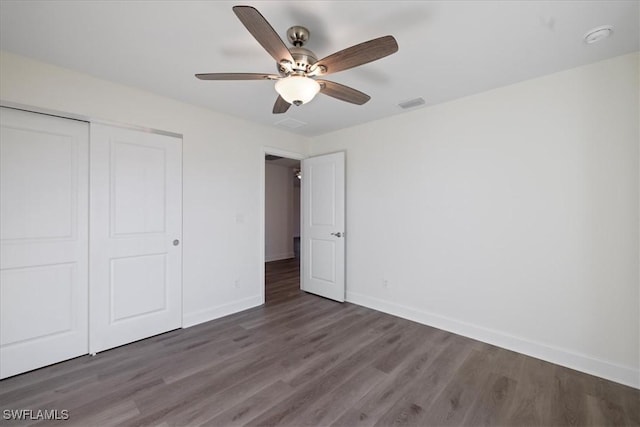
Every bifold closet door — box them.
[89,124,182,354]
[0,107,89,379]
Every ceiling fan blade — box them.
[312,35,398,76]
[195,73,279,80]
[273,95,291,114]
[233,6,295,65]
[317,80,371,105]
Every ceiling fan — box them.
[196,5,399,114]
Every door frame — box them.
[260,146,306,304]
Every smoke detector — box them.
[584,25,613,44]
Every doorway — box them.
[263,150,302,304]
[260,148,346,305]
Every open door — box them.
[301,151,345,302]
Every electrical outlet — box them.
[383,279,389,288]
[234,279,240,288]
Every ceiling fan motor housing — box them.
[277,46,318,75]
[277,26,318,75]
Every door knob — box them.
[173,239,180,246]
[330,232,342,238]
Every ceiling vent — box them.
[398,97,426,109]
[274,117,307,129]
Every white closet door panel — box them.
[89,124,182,354]
[111,141,166,235]
[0,107,89,379]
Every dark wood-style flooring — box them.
[1,258,638,426]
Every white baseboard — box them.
[183,295,262,328]
[265,252,295,262]
[346,291,639,389]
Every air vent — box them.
[275,117,307,129]
[398,97,426,109]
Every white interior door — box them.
[89,124,182,354]
[0,107,89,378]
[301,151,345,302]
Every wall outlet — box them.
[234,279,240,288]
[383,279,389,288]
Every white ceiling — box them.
[1,1,638,137]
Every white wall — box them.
[0,51,310,327]
[265,163,297,261]
[310,53,640,388]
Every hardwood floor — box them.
[1,257,638,426]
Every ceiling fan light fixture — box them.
[275,76,320,105]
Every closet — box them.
[0,107,183,378]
